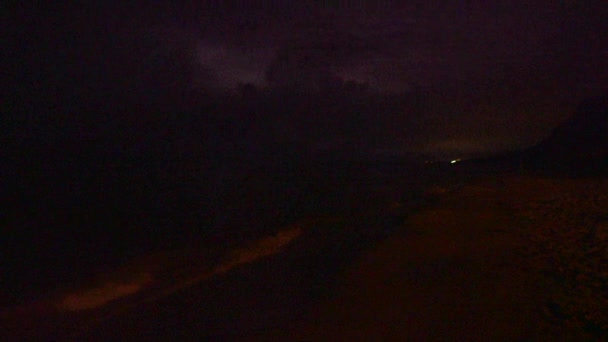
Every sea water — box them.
[2,140,438,307]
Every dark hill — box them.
[460,95,608,177]
[527,95,608,175]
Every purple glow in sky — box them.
[5,1,607,156]
[163,1,606,95]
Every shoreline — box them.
[5,174,606,340]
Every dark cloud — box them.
[5,1,607,156]
[10,1,605,97]
[265,28,379,89]
[223,0,603,94]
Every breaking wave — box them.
[59,274,153,311]
[54,226,302,312]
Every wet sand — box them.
[250,176,608,341]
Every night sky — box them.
[4,1,608,157]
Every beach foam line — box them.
[58,273,153,312]
[63,225,304,338]
[212,226,303,274]
[56,225,302,314]
[140,225,304,305]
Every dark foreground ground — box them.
[2,173,608,340]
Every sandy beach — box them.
[256,176,607,341]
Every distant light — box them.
[450,159,461,164]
